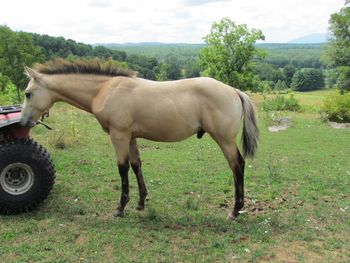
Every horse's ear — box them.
[24,65,42,81]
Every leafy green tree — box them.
[337,66,350,92]
[93,46,114,59]
[325,69,339,88]
[31,33,127,61]
[327,1,350,67]
[283,64,297,86]
[291,68,324,91]
[156,62,182,81]
[184,59,200,78]
[254,62,286,83]
[0,73,11,92]
[274,80,288,91]
[156,56,182,80]
[200,17,265,90]
[126,54,158,80]
[0,25,44,100]
[326,1,350,92]
[0,79,18,105]
[257,80,274,93]
[93,46,126,61]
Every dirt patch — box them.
[139,144,161,151]
[238,185,302,215]
[74,159,94,166]
[260,241,323,263]
[75,235,88,245]
[268,117,292,132]
[328,122,350,129]
[268,125,290,132]
[94,211,115,222]
[103,244,115,260]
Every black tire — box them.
[0,138,55,215]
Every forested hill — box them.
[29,32,325,71]
[257,43,325,68]
[104,42,325,69]
[0,24,329,104]
[30,33,127,61]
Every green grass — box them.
[1,92,350,262]
[251,89,335,112]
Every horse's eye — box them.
[25,92,32,99]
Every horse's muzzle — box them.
[20,118,36,128]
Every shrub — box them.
[325,69,339,89]
[291,68,324,91]
[251,79,272,93]
[0,76,20,105]
[262,94,301,112]
[274,80,288,92]
[337,66,350,92]
[321,91,350,123]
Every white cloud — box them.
[183,0,231,6]
[0,0,345,44]
[88,0,112,7]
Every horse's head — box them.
[20,66,53,127]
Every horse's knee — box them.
[118,161,130,178]
[130,158,141,173]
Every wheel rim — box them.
[0,163,35,195]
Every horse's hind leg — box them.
[230,148,245,219]
[214,138,245,219]
[129,139,148,210]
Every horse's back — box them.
[131,77,239,107]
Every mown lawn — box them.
[1,91,349,262]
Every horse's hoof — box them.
[227,212,238,220]
[113,210,125,217]
[136,205,145,211]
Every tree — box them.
[126,54,158,80]
[0,25,44,100]
[184,59,200,78]
[274,80,288,91]
[200,17,265,90]
[283,64,297,87]
[326,1,350,92]
[337,66,350,92]
[327,1,350,66]
[324,69,339,89]
[0,74,18,104]
[156,56,182,81]
[291,68,324,91]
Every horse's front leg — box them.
[110,130,131,217]
[129,139,148,210]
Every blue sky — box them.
[0,0,345,43]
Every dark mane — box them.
[34,59,137,77]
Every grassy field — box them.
[1,90,349,262]
[250,89,335,112]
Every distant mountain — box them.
[288,33,330,44]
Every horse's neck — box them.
[47,74,110,113]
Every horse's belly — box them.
[132,120,198,142]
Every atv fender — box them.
[0,112,30,139]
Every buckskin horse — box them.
[20,59,259,219]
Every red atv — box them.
[0,105,55,215]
